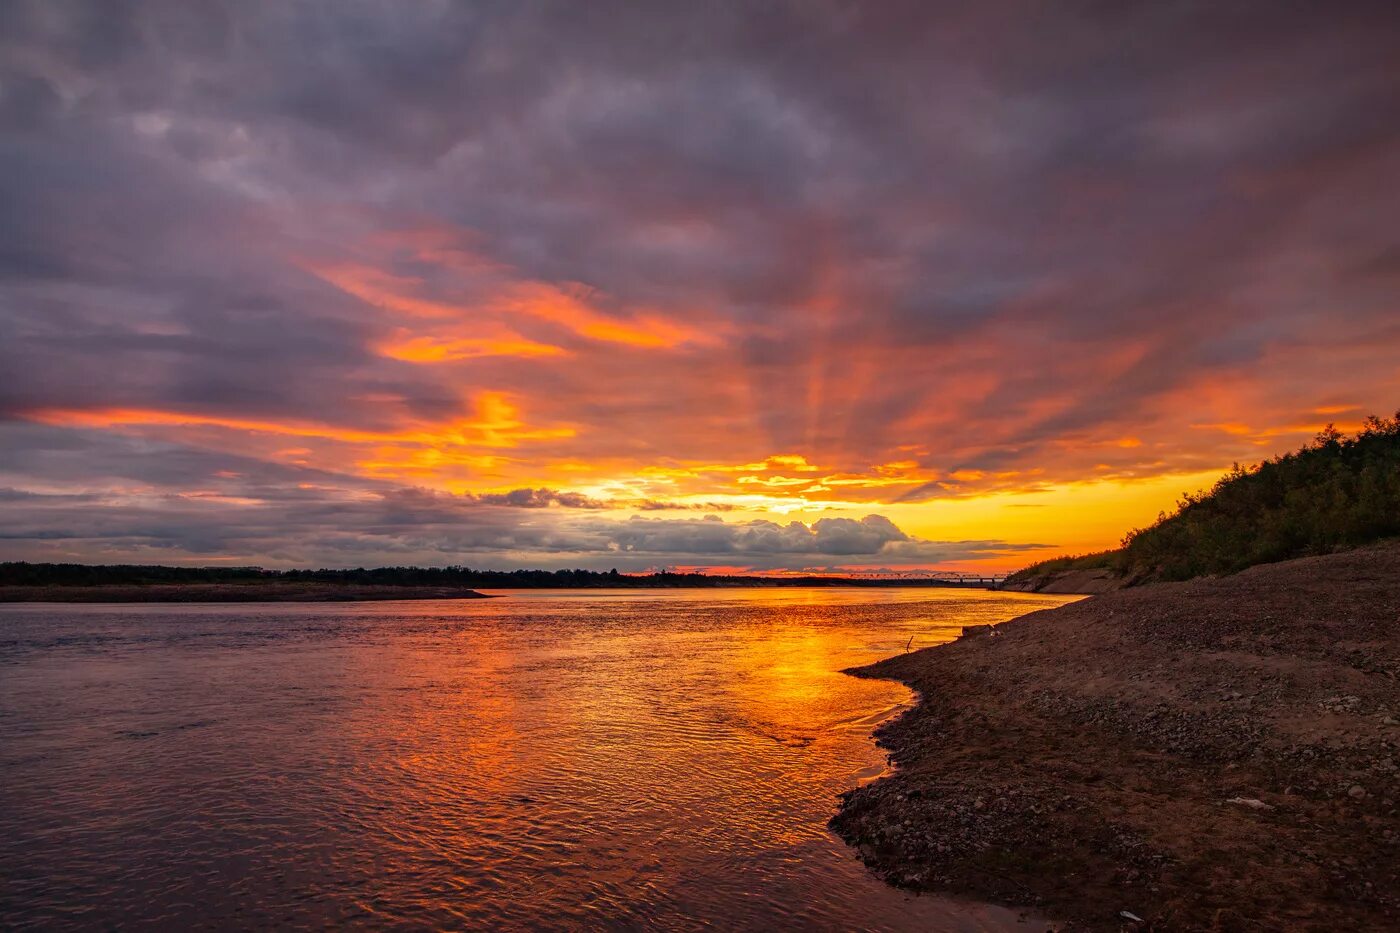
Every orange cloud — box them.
[305,232,718,364]
[497,281,704,349]
[309,262,463,319]
[374,330,565,363]
[22,393,573,460]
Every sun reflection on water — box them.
[0,588,1075,930]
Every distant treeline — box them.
[1009,411,1400,585]
[0,562,974,589]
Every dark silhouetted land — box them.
[0,582,493,602]
[0,562,997,600]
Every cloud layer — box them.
[1,1,1397,568]
[0,430,1041,570]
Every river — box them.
[0,587,1074,930]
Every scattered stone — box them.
[830,542,1400,931]
[1227,797,1275,811]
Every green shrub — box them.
[1119,412,1400,580]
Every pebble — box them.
[1227,796,1275,811]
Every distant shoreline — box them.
[0,579,1009,603]
[0,561,1008,593]
[0,583,494,603]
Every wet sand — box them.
[0,583,491,602]
[832,542,1400,931]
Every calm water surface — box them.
[0,587,1074,930]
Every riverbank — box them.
[831,542,1400,931]
[0,583,492,602]
[998,567,1122,595]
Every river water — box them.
[0,587,1074,930]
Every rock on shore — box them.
[831,542,1400,931]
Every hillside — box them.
[1006,412,1400,591]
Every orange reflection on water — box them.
[1,588,1076,929]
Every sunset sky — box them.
[2,2,1397,573]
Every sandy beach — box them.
[832,543,1400,931]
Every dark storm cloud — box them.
[603,514,913,558]
[474,488,607,510]
[1,1,1398,564]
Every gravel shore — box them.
[831,542,1400,931]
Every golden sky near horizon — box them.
[2,3,1398,572]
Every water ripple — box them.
[0,588,1072,930]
